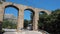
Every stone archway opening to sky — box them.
[3,5,19,29]
[24,9,35,30]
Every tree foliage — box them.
[24,19,29,29]
[38,9,60,34]
[2,20,17,29]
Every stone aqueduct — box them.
[0,2,51,31]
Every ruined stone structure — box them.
[0,2,51,32]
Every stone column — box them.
[0,5,4,34]
[33,11,39,31]
[17,9,24,32]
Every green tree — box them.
[2,19,17,29]
[24,19,29,29]
[38,9,60,34]
[38,11,48,30]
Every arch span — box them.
[24,9,35,30]
[39,11,48,15]
[5,5,19,11]
[24,8,35,14]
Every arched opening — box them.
[24,9,34,30]
[38,11,48,30]
[39,11,47,16]
[3,5,19,29]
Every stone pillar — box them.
[33,12,39,31]
[17,9,24,32]
[0,5,4,34]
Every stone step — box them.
[25,31,42,34]
[3,29,49,34]
[4,31,45,34]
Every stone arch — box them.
[3,5,19,29]
[24,8,35,14]
[24,8,35,30]
[4,5,19,11]
[24,8,35,20]
[38,11,49,30]
[39,11,48,15]
[4,5,19,19]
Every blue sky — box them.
[5,0,60,20]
